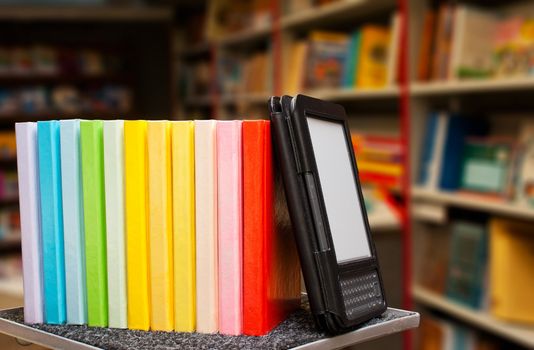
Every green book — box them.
[80,120,108,326]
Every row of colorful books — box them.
[16,119,300,335]
[417,3,534,81]
[418,216,534,325]
[418,112,534,207]
[284,12,401,93]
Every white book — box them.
[194,120,218,333]
[103,120,127,328]
[59,120,87,325]
[448,6,498,80]
[427,112,449,190]
[15,122,44,324]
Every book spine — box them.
[15,122,44,324]
[124,120,150,330]
[242,121,267,335]
[171,121,196,332]
[217,121,243,335]
[147,121,174,331]
[80,120,108,327]
[103,120,127,329]
[37,120,66,325]
[59,120,87,325]
[194,120,218,333]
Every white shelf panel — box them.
[411,77,534,96]
[0,6,172,22]
[281,0,395,30]
[412,187,534,220]
[413,285,534,349]
[0,277,23,298]
[306,87,400,101]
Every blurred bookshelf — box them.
[0,1,174,313]
[413,286,534,349]
[409,0,534,348]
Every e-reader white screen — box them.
[306,116,371,262]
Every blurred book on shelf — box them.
[284,0,340,14]
[0,171,18,201]
[0,85,132,117]
[417,214,534,327]
[445,220,488,310]
[352,133,404,193]
[417,112,534,209]
[206,0,272,40]
[0,208,20,243]
[284,12,400,94]
[418,314,501,350]
[217,49,272,97]
[416,3,534,82]
[489,218,534,325]
[0,132,16,159]
[0,45,125,78]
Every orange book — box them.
[417,10,436,81]
[242,120,301,336]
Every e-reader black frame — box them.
[269,94,387,334]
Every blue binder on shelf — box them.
[37,120,67,324]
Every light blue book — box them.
[60,120,87,325]
[37,121,66,324]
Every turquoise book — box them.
[37,121,67,324]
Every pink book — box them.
[217,121,243,335]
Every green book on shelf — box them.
[80,120,108,327]
[459,139,513,196]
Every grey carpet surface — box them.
[0,306,412,350]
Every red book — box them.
[242,120,301,336]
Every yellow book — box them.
[147,121,174,331]
[357,161,402,176]
[124,121,150,330]
[171,121,196,332]
[490,218,534,324]
[356,25,390,88]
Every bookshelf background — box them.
[1,0,534,349]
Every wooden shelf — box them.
[0,236,21,253]
[413,285,534,349]
[220,93,270,105]
[280,0,395,30]
[0,5,172,22]
[0,74,130,85]
[306,86,400,101]
[410,77,534,96]
[0,112,132,124]
[184,95,213,107]
[215,25,272,47]
[412,187,534,220]
[0,277,22,298]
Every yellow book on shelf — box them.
[147,121,174,331]
[285,40,308,95]
[171,121,196,332]
[124,121,150,330]
[356,25,390,88]
[490,218,534,324]
[357,160,402,176]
